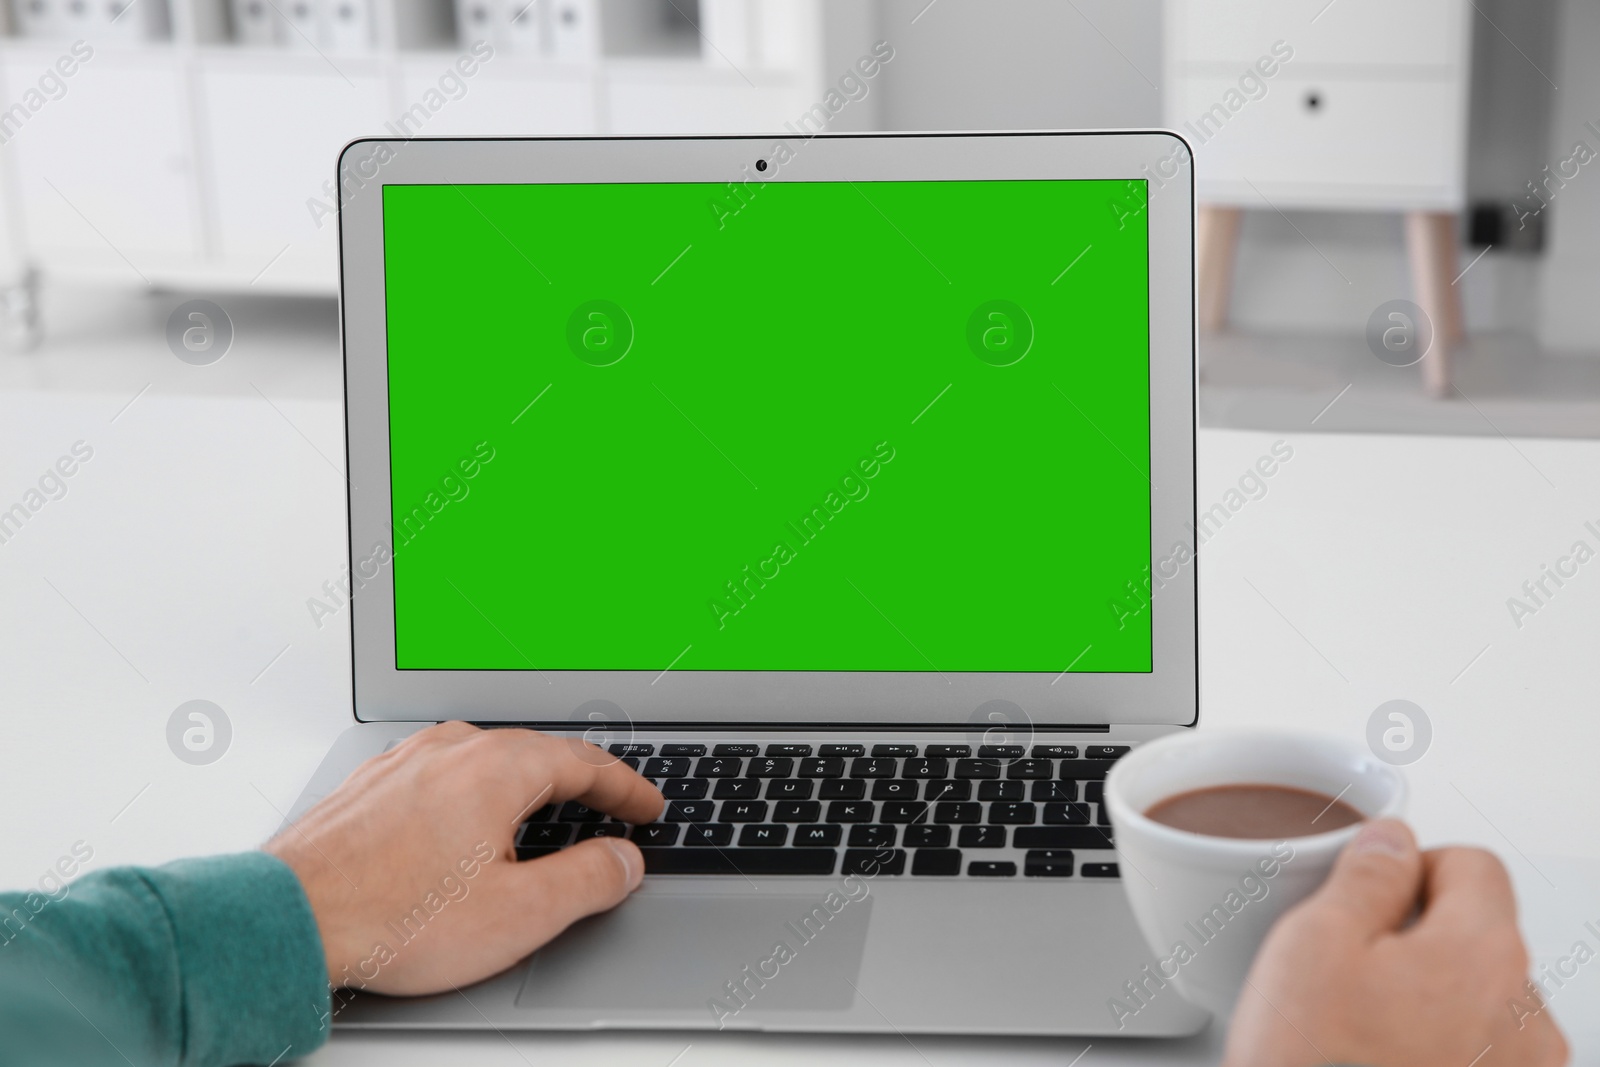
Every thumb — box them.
[1302,818,1423,939]
[508,837,645,948]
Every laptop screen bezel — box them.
[338,131,1198,729]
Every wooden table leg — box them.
[1405,211,1464,398]
[1197,205,1243,333]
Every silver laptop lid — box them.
[338,132,1197,729]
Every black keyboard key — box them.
[911,848,962,875]
[774,801,821,822]
[978,781,1024,801]
[739,824,789,846]
[819,744,865,757]
[696,757,743,778]
[683,823,735,846]
[1007,759,1054,780]
[721,800,768,822]
[558,802,604,823]
[714,744,760,757]
[516,847,559,861]
[799,757,845,778]
[640,848,836,875]
[871,744,918,757]
[1032,781,1077,802]
[969,861,1017,877]
[851,757,896,778]
[934,802,982,824]
[622,757,641,771]
[525,804,556,822]
[1044,803,1092,825]
[661,743,707,757]
[978,745,1025,759]
[764,744,813,757]
[665,800,715,822]
[849,824,897,848]
[1085,781,1105,804]
[1082,862,1120,878]
[819,779,867,800]
[843,848,906,876]
[794,824,842,846]
[519,823,572,847]
[1031,744,1079,759]
[1059,760,1116,781]
[1014,827,1116,849]
[954,759,1001,779]
[609,743,654,757]
[924,780,971,801]
[872,779,920,801]
[989,802,1037,825]
[904,824,951,848]
[631,823,680,846]
[881,801,929,824]
[746,757,794,778]
[1086,745,1131,760]
[828,800,875,823]
[576,823,627,840]
[767,778,814,799]
[713,779,763,800]
[644,757,690,778]
[1025,850,1075,877]
[901,758,948,779]
[959,825,1007,848]
[924,744,971,758]
[1099,804,1113,827]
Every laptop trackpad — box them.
[515,893,871,1015]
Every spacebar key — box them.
[1013,827,1115,850]
[640,848,837,875]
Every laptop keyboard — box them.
[515,741,1129,879]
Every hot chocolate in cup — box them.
[1104,730,1407,1019]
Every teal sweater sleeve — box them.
[0,852,331,1067]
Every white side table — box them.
[1166,0,1472,394]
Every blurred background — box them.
[0,0,1588,434]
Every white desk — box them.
[2,382,1598,1064]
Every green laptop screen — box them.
[381,178,1151,673]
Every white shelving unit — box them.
[0,0,878,310]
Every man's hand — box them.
[1224,818,1567,1067]
[264,722,663,995]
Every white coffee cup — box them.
[1104,729,1407,1018]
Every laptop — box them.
[291,130,1205,1036]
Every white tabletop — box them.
[3,377,1598,1063]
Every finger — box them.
[1301,818,1424,939]
[1414,847,1518,936]
[489,730,665,825]
[505,837,645,948]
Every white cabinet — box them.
[1166,0,1473,395]
[1,47,199,279]
[1169,75,1464,210]
[607,68,811,134]
[1165,0,1471,211]
[197,57,392,288]
[396,61,595,135]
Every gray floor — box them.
[7,284,1600,440]
[1200,330,1600,440]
